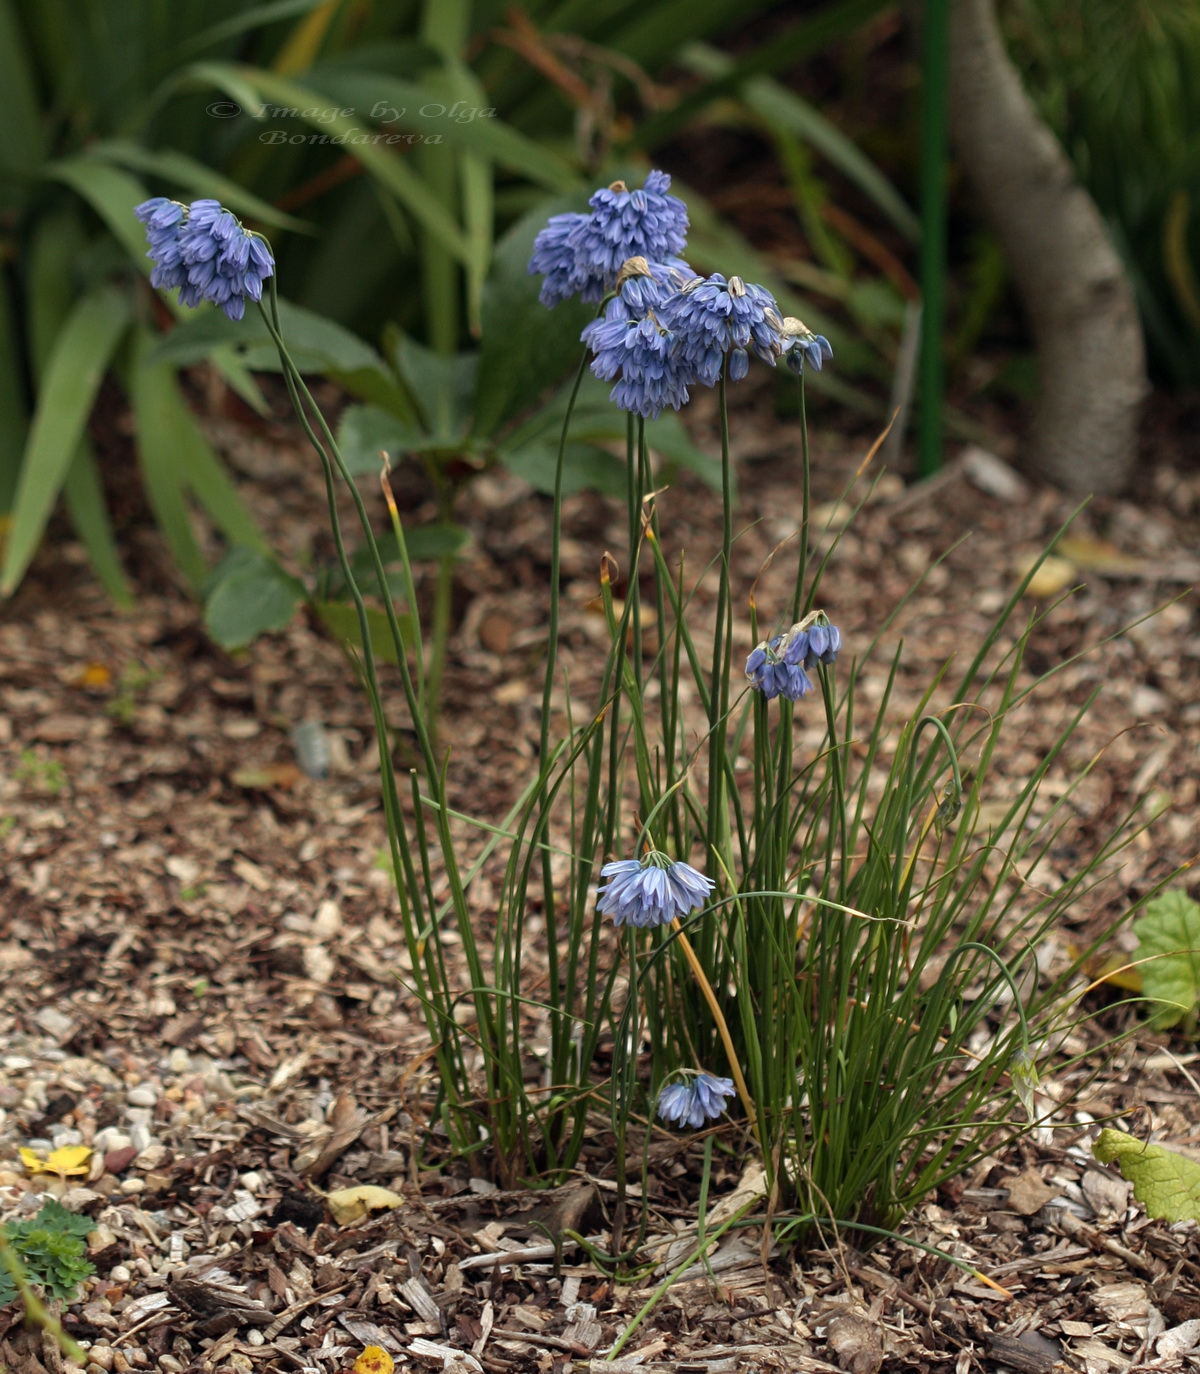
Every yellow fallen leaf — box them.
[353,1347,395,1374]
[1056,534,1147,576]
[1015,553,1077,599]
[325,1185,403,1226]
[20,1144,92,1178]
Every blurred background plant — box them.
[1006,0,1200,387]
[0,0,1190,641]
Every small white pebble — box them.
[123,1106,152,1126]
[94,1129,132,1154]
[3,1055,33,1071]
[119,1178,145,1195]
[109,1265,132,1284]
[246,1328,266,1347]
[158,1358,184,1373]
[127,1086,158,1108]
[167,1048,190,1074]
[128,1122,154,1154]
[239,1171,264,1194]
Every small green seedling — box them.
[0,1199,95,1307]
[14,750,67,797]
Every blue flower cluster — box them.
[528,171,690,307]
[135,198,275,321]
[528,170,832,419]
[596,851,715,930]
[746,618,841,702]
[657,1072,736,1129]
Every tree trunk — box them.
[948,0,1147,494]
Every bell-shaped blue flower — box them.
[597,851,715,929]
[781,317,833,374]
[136,198,275,322]
[660,273,784,387]
[657,1072,736,1129]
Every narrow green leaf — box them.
[85,141,312,232]
[300,69,581,193]
[204,547,306,649]
[680,42,920,243]
[0,264,28,511]
[62,441,134,608]
[0,0,46,181]
[186,64,470,262]
[45,158,153,266]
[1,285,131,596]
[129,336,209,589]
[133,328,268,554]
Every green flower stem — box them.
[670,917,760,1152]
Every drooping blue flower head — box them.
[746,615,841,701]
[781,317,833,374]
[528,211,592,307]
[528,171,690,306]
[745,635,813,702]
[136,198,275,321]
[597,850,715,929]
[135,197,189,291]
[582,259,695,419]
[660,273,784,387]
[657,1072,736,1129]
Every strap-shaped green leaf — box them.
[0,264,27,511]
[0,285,131,596]
[83,141,312,232]
[62,440,134,608]
[129,334,209,589]
[186,64,471,262]
[0,0,45,181]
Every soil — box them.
[1,368,1199,1374]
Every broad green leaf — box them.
[1093,1128,1200,1224]
[0,0,45,183]
[1,285,131,596]
[473,202,594,438]
[349,524,470,583]
[85,142,311,232]
[644,412,721,492]
[337,404,427,476]
[386,332,478,441]
[314,599,411,667]
[204,547,306,648]
[501,439,626,498]
[62,441,134,607]
[1133,889,1200,1030]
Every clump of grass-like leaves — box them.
[135,180,1154,1263]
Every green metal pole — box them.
[917,0,951,477]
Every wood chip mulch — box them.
[1,377,1199,1373]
